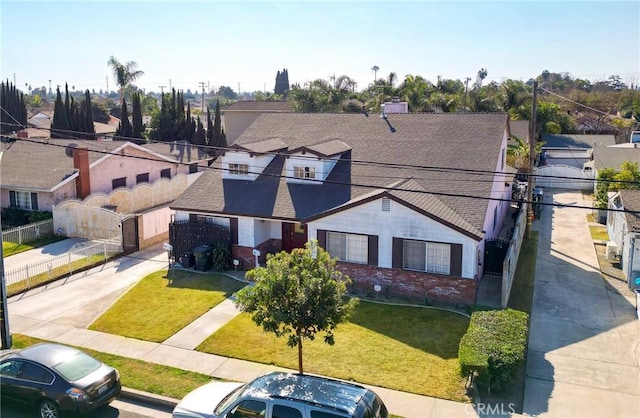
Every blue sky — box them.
[1,0,639,94]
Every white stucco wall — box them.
[481,128,511,241]
[307,198,479,278]
[89,147,182,195]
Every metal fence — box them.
[501,202,528,308]
[4,240,123,295]
[2,219,55,244]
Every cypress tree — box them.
[84,90,95,139]
[0,81,27,133]
[206,108,213,146]
[175,90,185,139]
[193,115,204,145]
[132,92,144,141]
[211,99,227,155]
[116,97,132,138]
[185,101,194,143]
[52,87,71,137]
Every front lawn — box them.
[197,301,471,402]
[2,235,66,257]
[89,269,246,342]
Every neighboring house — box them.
[170,112,515,305]
[540,134,616,168]
[24,110,117,140]
[0,137,210,212]
[607,189,640,291]
[536,134,615,190]
[509,120,530,143]
[222,100,293,144]
[589,145,640,179]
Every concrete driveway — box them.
[523,190,640,417]
[3,238,91,272]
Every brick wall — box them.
[232,239,283,270]
[231,245,477,305]
[336,263,477,306]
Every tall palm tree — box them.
[108,56,145,102]
[371,65,379,83]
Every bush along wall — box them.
[458,308,528,394]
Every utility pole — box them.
[106,76,109,93]
[526,81,538,237]
[169,79,172,91]
[158,85,165,95]
[48,79,52,97]
[198,82,206,112]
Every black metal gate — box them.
[121,215,139,254]
[168,220,231,264]
[484,238,510,275]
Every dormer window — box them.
[229,163,249,175]
[294,166,315,179]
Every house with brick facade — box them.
[170,112,516,305]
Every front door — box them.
[282,222,307,252]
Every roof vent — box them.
[392,97,400,103]
[381,198,391,212]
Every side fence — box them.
[501,202,528,308]
[2,219,54,244]
[4,240,123,296]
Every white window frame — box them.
[11,191,37,210]
[293,166,315,179]
[403,239,451,275]
[326,232,368,264]
[229,163,249,175]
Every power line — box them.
[0,117,636,188]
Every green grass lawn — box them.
[11,334,217,400]
[589,225,609,241]
[2,235,66,257]
[197,301,471,402]
[89,269,246,342]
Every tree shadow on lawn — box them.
[348,300,470,360]
[163,269,244,296]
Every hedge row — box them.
[458,308,528,393]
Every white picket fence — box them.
[2,219,55,244]
[5,240,122,295]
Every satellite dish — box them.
[65,143,78,158]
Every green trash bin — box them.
[193,245,213,271]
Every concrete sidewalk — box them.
[7,244,505,418]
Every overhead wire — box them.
[1,109,639,213]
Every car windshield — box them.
[214,385,246,415]
[52,352,101,381]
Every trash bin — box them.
[180,251,194,268]
[193,245,214,271]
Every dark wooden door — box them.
[282,222,307,252]
[122,216,139,254]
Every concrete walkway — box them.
[6,244,498,418]
[523,190,640,417]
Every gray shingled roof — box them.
[171,113,508,239]
[592,146,640,170]
[620,189,640,233]
[1,139,197,191]
[510,120,529,142]
[542,134,616,149]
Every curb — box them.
[119,387,179,410]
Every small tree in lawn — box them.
[235,240,357,374]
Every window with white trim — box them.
[326,232,368,264]
[293,166,315,179]
[9,191,38,211]
[403,240,451,275]
[229,163,249,175]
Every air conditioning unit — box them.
[606,241,619,260]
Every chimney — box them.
[73,147,91,199]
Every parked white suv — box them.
[172,372,388,418]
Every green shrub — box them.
[211,243,231,271]
[458,308,528,394]
[1,208,52,228]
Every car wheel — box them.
[39,399,59,418]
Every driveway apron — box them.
[523,190,640,417]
